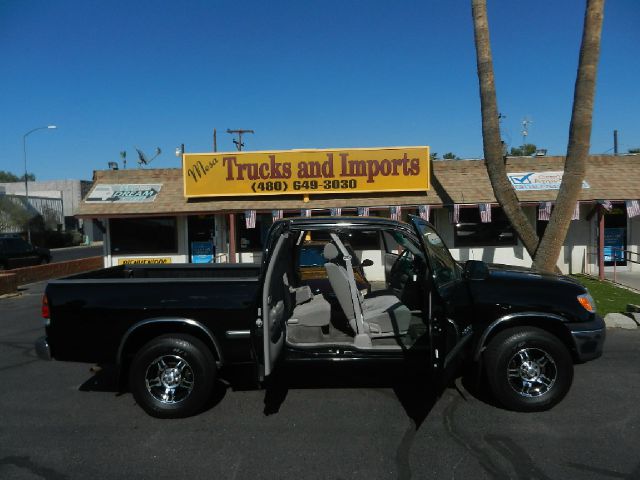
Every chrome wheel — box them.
[506,347,557,398]
[145,355,194,404]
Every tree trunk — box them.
[471,0,540,258]
[532,0,604,273]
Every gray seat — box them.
[283,273,331,328]
[323,243,411,337]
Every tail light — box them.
[41,294,50,319]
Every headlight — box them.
[577,293,596,313]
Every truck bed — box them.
[45,263,262,364]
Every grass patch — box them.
[572,274,640,316]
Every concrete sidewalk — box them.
[605,270,640,292]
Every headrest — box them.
[323,243,339,261]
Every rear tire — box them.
[129,334,216,418]
[484,327,573,412]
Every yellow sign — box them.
[118,258,173,265]
[183,146,429,198]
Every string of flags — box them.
[479,203,492,223]
[419,205,430,222]
[538,202,552,221]
[245,210,256,229]
[627,200,640,218]
[248,200,638,227]
[449,204,460,224]
[572,202,580,221]
[598,199,613,212]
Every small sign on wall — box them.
[117,257,172,265]
[191,241,215,263]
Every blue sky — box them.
[0,0,638,181]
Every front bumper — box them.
[568,315,606,362]
[35,336,52,361]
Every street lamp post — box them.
[23,125,57,243]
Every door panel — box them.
[261,232,290,376]
[409,216,473,386]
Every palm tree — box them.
[471,0,539,258]
[531,0,604,272]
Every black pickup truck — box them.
[36,216,605,418]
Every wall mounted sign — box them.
[86,184,162,203]
[507,172,590,191]
[183,146,430,198]
[117,257,172,265]
[191,241,215,263]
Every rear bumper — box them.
[568,315,606,362]
[35,336,52,361]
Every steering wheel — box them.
[388,249,415,294]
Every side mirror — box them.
[463,260,489,280]
[361,259,374,267]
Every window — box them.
[344,230,380,250]
[453,206,517,247]
[414,221,461,287]
[236,213,272,252]
[110,217,178,254]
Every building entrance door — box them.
[188,215,215,263]
[604,204,627,268]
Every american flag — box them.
[598,200,613,211]
[301,209,311,217]
[479,203,492,223]
[450,204,460,224]
[357,206,370,217]
[330,207,342,216]
[272,209,283,222]
[245,210,256,229]
[418,205,430,222]
[572,202,580,221]
[626,200,640,218]
[538,202,552,221]
[390,206,401,221]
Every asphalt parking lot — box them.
[1,282,639,479]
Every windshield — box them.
[412,220,461,287]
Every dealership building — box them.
[76,148,640,279]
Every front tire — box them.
[129,334,216,418]
[484,327,573,412]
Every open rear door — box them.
[261,231,290,377]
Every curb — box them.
[604,312,638,329]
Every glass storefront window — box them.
[236,213,272,252]
[454,206,517,247]
[110,217,178,254]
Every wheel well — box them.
[117,321,222,388]
[478,317,578,363]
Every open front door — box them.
[409,216,473,388]
[260,231,290,377]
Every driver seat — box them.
[323,243,411,337]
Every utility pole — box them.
[213,128,217,152]
[226,129,254,151]
[224,128,254,265]
[521,117,532,147]
[613,129,618,155]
